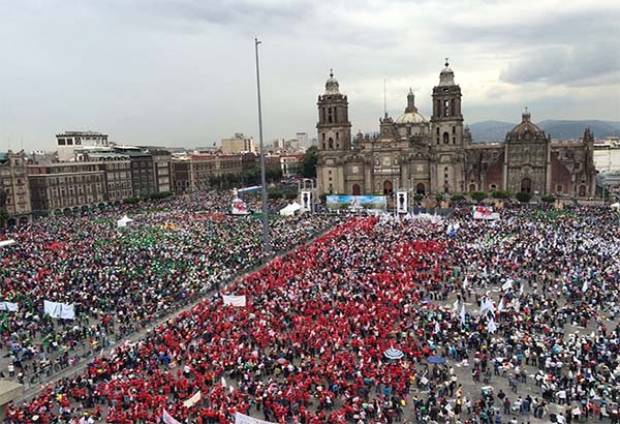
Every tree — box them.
[492,190,510,200]
[541,195,555,204]
[450,194,465,203]
[0,209,8,228]
[516,192,532,203]
[435,193,445,203]
[302,146,318,178]
[471,191,487,203]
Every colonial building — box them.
[170,153,244,193]
[28,162,106,213]
[316,63,597,199]
[0,151,32,224]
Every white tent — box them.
[610,202,620,210]
[117,215,134,228]
[0,239,16,248]
[279,202,302,216]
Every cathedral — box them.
[316,62,597,200]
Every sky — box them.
[0,0,619,151]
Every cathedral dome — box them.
[506,109,545,142]
[324,69,340,94]
[396,88,427,124]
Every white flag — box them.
[43,300,75,320]
[162,410,182,424]
[462,276,469,290]
[498,298,504,313]
[480,298,495,315]
[519,284,524,296]
[0,301,18,312]
[582,281,588,292]
[452,299,459,312]
[235,412,276,424]
[459,304,466,325]
[221,376,227,387]
[487,318,497,334]
[434,321,440,333]
[183,391,202,408]
[222,295,246,307]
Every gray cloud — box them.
[0,0,618,152]
[500,43,620,86]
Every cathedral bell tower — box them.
[317,70,352,151]
[430,60,466,194]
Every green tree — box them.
[450,194,465,203]
[0,209,8,228]
[471,191,487,203]
[302,146,318,178]
[492,190,510,199]
[516,192,532,203]
[541,195,555,204]
[435,193,445,203]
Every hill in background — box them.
[468,120,620,143]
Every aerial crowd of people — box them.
[1,192,620,424]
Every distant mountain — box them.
[468,121,514,143]
[468,119,620,143]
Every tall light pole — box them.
[255,37,271,254]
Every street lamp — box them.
[254,37,271,254]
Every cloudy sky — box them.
[0,0,619,151]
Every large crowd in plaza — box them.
[2,192,620,424]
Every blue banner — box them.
[326,195,387,211]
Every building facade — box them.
[221,133,256,154]
[316,64,597,199]
[0,151,32,224]
[170,153,244,193]
[28,162,106,212]
[79,151,134,204]
[56,131,109,162]
[113,147,157,198]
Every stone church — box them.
[316,63,597,199]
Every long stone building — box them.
[316,63,597,199]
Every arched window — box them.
[416,183,425,195]
[451,99,456,116]
[469,184,476,192]
[383,180,393,195]
[521,178,532,193]
[352,184,361,195]
[328,138,334,149]
[443,132,449,144]
[578,185,587,197]
[444,99,450,117]
[327,108,333,123]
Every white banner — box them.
[183,391,202,408]
[301,190,312,211]
[0,302,18,312]
[162,410,182,424]
[43,300,75,320]
[222,295,246,307]
[231,197,250,215]
[472,206,500,220]
[396,191,408,214]
[0,239,16,248]
[235,412,276,424]
[117,215,133,228]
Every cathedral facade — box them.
[316,63,597,200]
